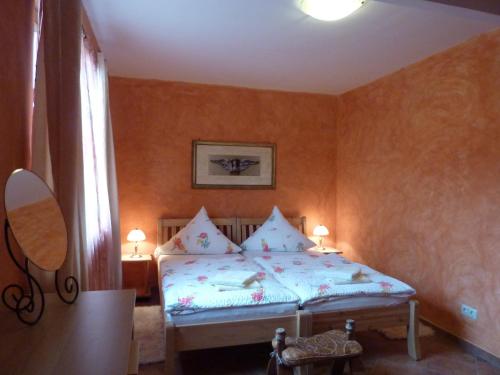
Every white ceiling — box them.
[83,0,500,94]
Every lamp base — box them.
[318,237,326,250]
[131,244,142,258]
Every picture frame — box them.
[192,140,276,189]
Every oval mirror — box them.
[4,169,67,271]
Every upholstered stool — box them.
[267,319,363,375]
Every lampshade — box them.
[127,228,146,242]
[298,0,365,21]
[313,225,329,237]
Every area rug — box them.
[377,322,435,340]
[134,305,165,364]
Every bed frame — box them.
[157,217,421,375]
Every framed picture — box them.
[192,141,276,189]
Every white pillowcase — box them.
[241,206,316,252]
[156,207,241,255]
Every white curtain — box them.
[80,37,121,290]
[31,2,57,290]
[32,36,54,190]
[32,17,86,290]
[31,20,121,291]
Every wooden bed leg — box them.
[296,310,312,337]
[407,300,421,361]
[165,318,179,375]
[295,310,313,375]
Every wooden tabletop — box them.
[122,253,152,262]
[309,246,343,254]
[0,289,135,375]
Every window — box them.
[32,0,42,90]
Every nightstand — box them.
[122,254,152,298]
[310,246,343,255]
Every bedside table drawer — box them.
[122,255,151,298]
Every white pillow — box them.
[156,207,241,255]
[241,206,316,252]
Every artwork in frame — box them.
[192,141,276,189]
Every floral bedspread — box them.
[159,254,299,315]
[252,253,415,305]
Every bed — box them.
[157,253,299,325]
[157,216,421,375]
[252,252,415,311]
[251,252,418,340]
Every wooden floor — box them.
[139,329,499,375]
[137,288,498,375]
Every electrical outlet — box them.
[461,304,477,320]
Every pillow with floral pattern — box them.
[156,207,241,255]
[241,206,316,252]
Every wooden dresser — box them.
[0,290,136,375]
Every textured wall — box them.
[337,30,500,356]
[109,78,338,254]
[0,0,34,290]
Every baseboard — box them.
[421,318,500,369]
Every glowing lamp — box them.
[313,225,329,249]
[127,228,146,258]
[298,0,366,21]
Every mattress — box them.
[169,302,298,325]
[158,254,299,324]
[252,252,416,307]
[302,295,411,312]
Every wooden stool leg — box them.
[268,357,296,375]
[277,366,294,375]
[408,300,421,360]
[329,319,357,374]
[275,328,287,358]
[272,329,294,375]
[266,355,278,375]
[330,359,347,375]
[345,319,355,340]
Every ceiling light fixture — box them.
[298,0,366,21]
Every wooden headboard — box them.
[237,217,306,243]
[157,216,306,246]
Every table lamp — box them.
[127,228,146,258]
[313,225,329,250]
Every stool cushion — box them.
[273,330,363,367]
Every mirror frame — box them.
[4,168,68,271]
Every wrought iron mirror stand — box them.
[2,169,79,325]
[2,220,79,325]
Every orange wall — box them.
[109,78,338,254]
[336,30,500,356]
[110,30,499,356]
[0,0,34,290]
